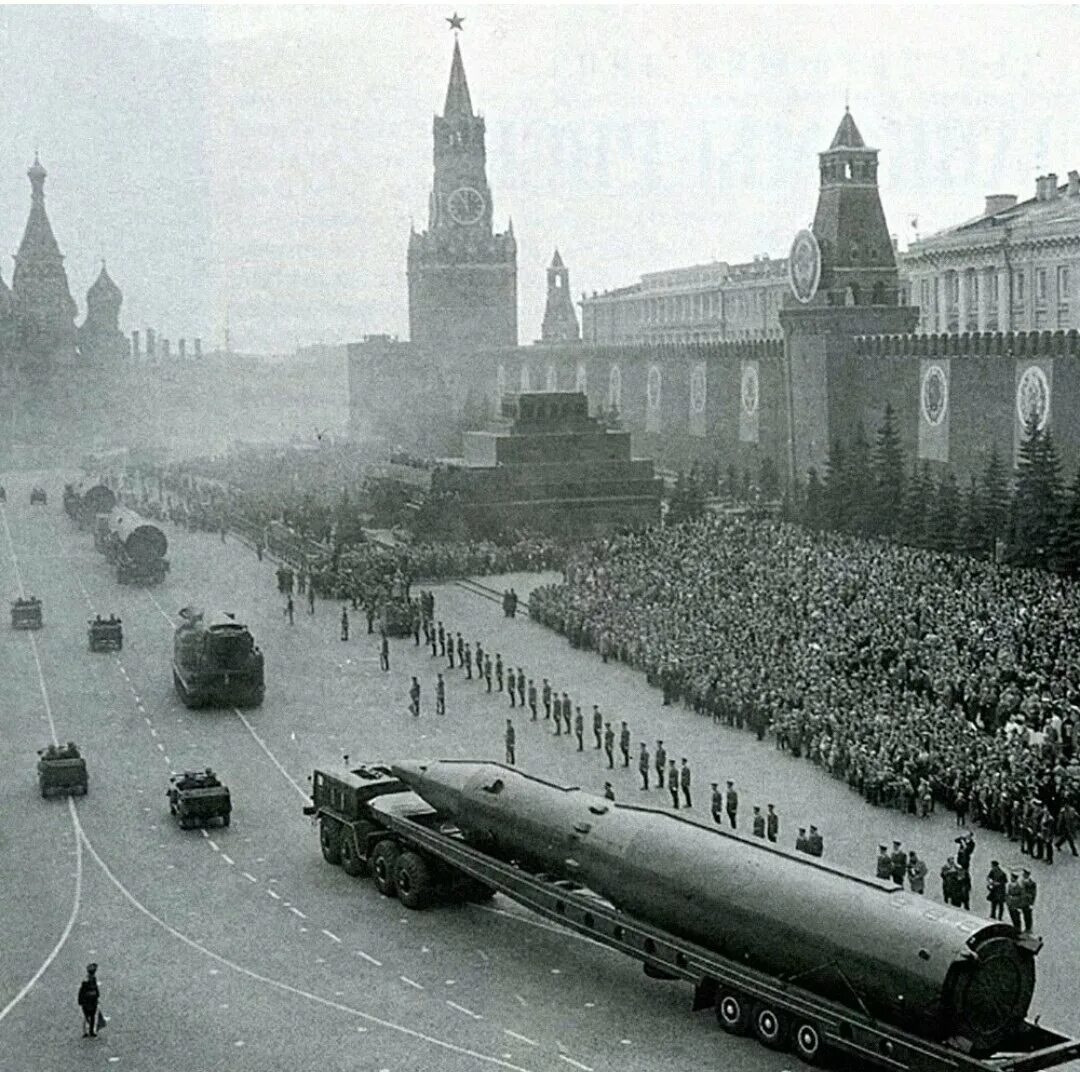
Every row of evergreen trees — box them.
[799,405,1080,573]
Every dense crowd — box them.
[530,514,1080,848]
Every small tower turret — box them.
[539,250,580,343]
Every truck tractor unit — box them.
[102,508,169,585]
[304,759,1080,1072]
[66,483,117,529]
[173,609,265,709]
[167,769,231,828]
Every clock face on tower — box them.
[447,186,486,226]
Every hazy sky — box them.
[1,4,1077,353]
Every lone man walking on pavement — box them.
[505,720,516,766]
[340,606,349,641]
[380,631,390,672]
[78,963,100,1038]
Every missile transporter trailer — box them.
[304,760,1080,1072]
[167,769,231,829]
[173,609,264,708]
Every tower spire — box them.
[444,37,473,118]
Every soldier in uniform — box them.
[668,759,680,809]
[1020,868,1037,933]
[463,643,473,680]
[1057,801,1079,856]
[711,783,723,824]
[807,825,824,857]
[527,680,538,719]
[940,857,958,904]
[1039,807,1056,865]
[638,743,650,788]
[552,692,563,735]
[876,845,892,880]
[1005,872,1024,931]
[560,691,571,735]
[619,722,631,767]
[593,706,603,748]
[725,781,738,829]
[437,621,446,657]
[890,841,908,887]
[475,640,484,675]
[436,673,446,716]
[519,670,528,713]
[752,806,765,838]
[456,633,465,670]
[795,828,809,853]
[574,707,584,751]
[285,594,295,625]
[505,720,516,766]
[495,654,504,692]
[78,963,100,1038]
[907,850,927,894]
[956,832,976,871]
[542,680,553,719]
[604,782,615,802]
[380,631,390,672]
[308,584,315,615]
[604,723,615,768]
[954,862,972,910]
[340,606,350,641]
[986,860,1007,920]
[655,740,666,787]
[507,667,516,707]
[409,677,421,718]
[766,804,779,843]
[447,634,456,669]
[680,758,692,808]
[484,654,493,692]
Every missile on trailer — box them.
[390,759,1036,1056]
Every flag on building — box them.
[646,365,662,433]
[917,359,950,462]
[738,359,759,443]
[689,362,707,438]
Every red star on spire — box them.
[446,11,465,31]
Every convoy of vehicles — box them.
[304,760,1080,1072]
[173,608,265,708]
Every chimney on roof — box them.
[1035,175,1050,201]
[1068,171,1080,197]
[985,194,1018,216]
[1047,172,1059,199]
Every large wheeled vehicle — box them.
[29,486,47,505]
[66,483,117,529]
[167,769,231,829]
[12,597,43,630]
[173,608,265,708]
[304,760,1080,1072]
[38,743,88,798]
[88,615,123,652]
[101,508,169,585]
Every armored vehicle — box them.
[88,615,123,652]
[167,769,231,828]
[12,596,43,630]
[38,742,88,798]
[29,486,47,505]
[173,608,265,708]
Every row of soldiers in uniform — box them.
[964,796,1080,866]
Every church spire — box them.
[443,38,473,118]
[18,153,62,262]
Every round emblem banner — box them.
[1016,365,1050,431]
[690,365,706,413]
[920,364,948,427]
[741,363,760,416]
[788,228,822,305]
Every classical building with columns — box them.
[903,171,1080,335]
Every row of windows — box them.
[920,266,1073,314]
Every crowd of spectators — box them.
[529,514,1080,839]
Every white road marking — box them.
[355,951,382,966]
[400,976,424,990]
[321,929,342,943]
[243,872,258,884]
[504,1031,538,1047]
[514,994,528,1007]
[220,854,235,866]
[289,906,306,919]
[149,727,157,737]
[558,1057,593,1072]
[446,1000,483,1020]
[209,842,220,853]
[267,890,281,900]
[200,829,209,839]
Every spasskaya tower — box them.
[407,19,518,352]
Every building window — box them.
[1013,270,1025,302]
[1036,268,1047,303]
[1058,265,1070,298]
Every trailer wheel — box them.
[371,840,401,896]
[339,830,366,877]
[320,818,342,865]
[395,851,432,909]
[791,1020,824,1064]
[751,1003,788,1050]
[221,814,231,828]
[716,990,751,1035]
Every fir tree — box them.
[1052,468,1080,576]
[959,476,990,558]
[981,442,1011,553]
[846,423,873,537]
[1012,416,1061,566]
[928,469,961,553]
[759,455,780,501]
[804,467,824,530]
[823,440,847,532]
[872,403,905,538]
[898,460,929,547]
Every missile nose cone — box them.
[390,760,431,786]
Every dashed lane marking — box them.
[289,906,306,919]
[400,976,424,991]
[447,1000,483,1021]
[504,1031,538,1047]
[220,854,235,866]
[76,819,538,1071]
[355,951,382,966]
[321,929,342,943]
[267,890,281,900]
[558,1057,593,1072]
[243,872,258,884]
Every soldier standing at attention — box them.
[560,691,571,735]
[680,759,692,808]
[795,828,808,853]
[437,621,446,656]
[552,693,563,735]
[484,654,493,692]
[725,781,738,829]
[475,641,484,675]
[78,963,100,1038]
[379,631,390,672]
[592,706,603,748]
[340,606,349,641]
[766,804,779,843]
[436,673,446,716]
[505,720,516,766]
[1005,872,1024,931]
[1020,868,1037,933]
[507,667,517,707]
[603,782,615,802]
[655,740,667,787]
[308,584,315,615]
[463,643,473,680]
[907,850,927,894]
[638,743,650,789]
[495,654,504,693]
[619,722,631,767]
[574,707,584,751]
[986,860,1007,920]
[752,806,765,838]
[711,783,723,824]
[668,760,680,809]
[527,680,538,719]
[456,633,465,670]
[409,677,421,718]
[876,845,892,880]
[285,594,295,625]
[518,670,528,711]
[542,680,552,719]
[447,634,456,669]
[807,825,824,857]
[890,841,908,887]
[604,723,615,768]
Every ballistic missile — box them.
[390,759,1035,1056]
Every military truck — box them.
[167,769,231,829]
[88,615,123,652]
[12,596,43,630]
[173,608,265,708]
[29,486,47,505]
[38,743,88,798]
